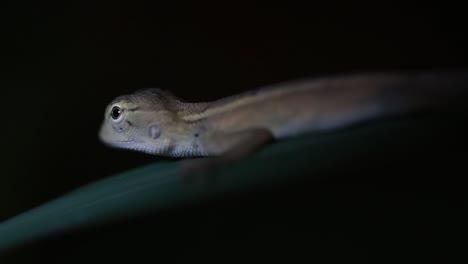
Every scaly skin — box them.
[98,71,467,171]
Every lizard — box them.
[98,70,468,173]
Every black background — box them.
[1,1,467,226]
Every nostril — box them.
[149,125,161,139]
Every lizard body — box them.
[99,71,467,166]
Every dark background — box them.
[1,1,467,222]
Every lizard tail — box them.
[308,70,468,132]
[381,70,468,115]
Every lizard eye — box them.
[111,106,122,120]
[108,103,129,132]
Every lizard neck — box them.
[171,101,212,123]
[172,90,275,123]
[171,80,316,123]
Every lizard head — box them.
[98,88,183,155]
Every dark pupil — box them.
[111,106,122,120]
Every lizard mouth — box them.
[110,139,145,147]
[102,139,144,149]
[114,140,144,143]
[110,140,160,155]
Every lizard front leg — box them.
[179,128,274,176]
